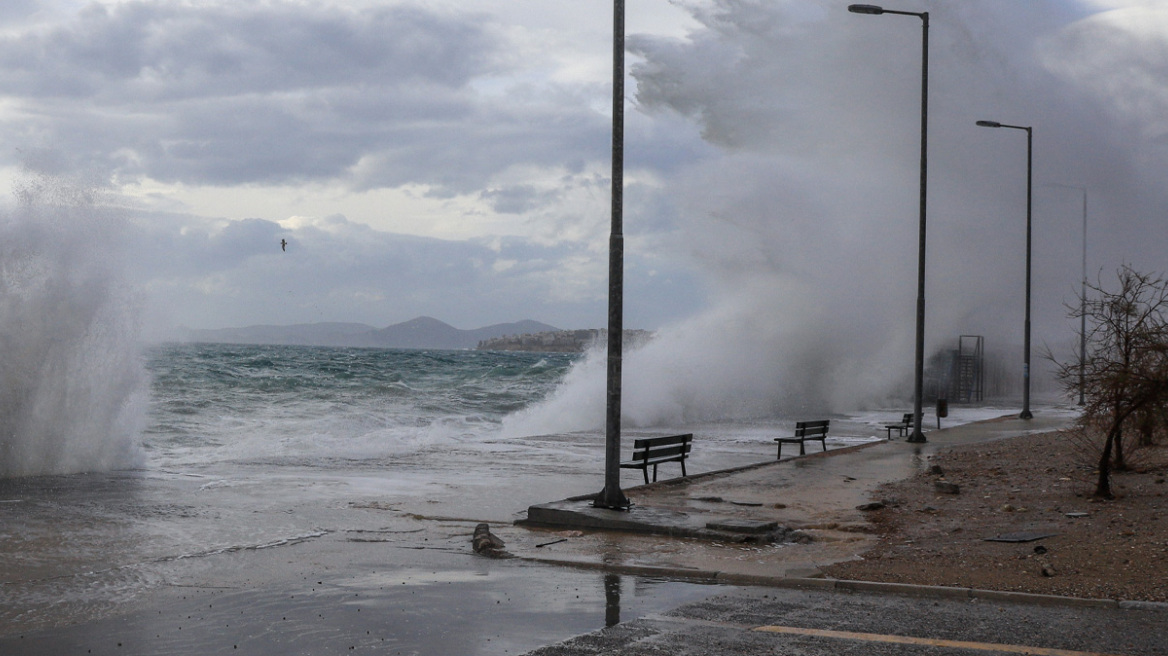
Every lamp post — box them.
[848,4,929,443]
[976,120,1034,420]
[596,0,631,510]
[1078,188,1087,406]
[1046,183,1087,405]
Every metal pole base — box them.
[1019,409,1033,420]
[593,488,631,511]
[906,431,927,443]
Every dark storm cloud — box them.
[0,0,39,22]
[0,3,490,99]
[0,2,610,192]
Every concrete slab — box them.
[524,497,708,536]
[523,497,792,543]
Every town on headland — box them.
[476,329,654,353]
[177,316,653,353]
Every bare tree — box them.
[1053,266,1168,498]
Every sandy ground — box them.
[821,429,1168,602]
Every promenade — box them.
[508,413,1075,581]
[508,412,1168,656]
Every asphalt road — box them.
[521,584,1167,656]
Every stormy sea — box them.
[0,188,906,654]
[0,341,899,655]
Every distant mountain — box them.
[180,317,562,350]
[367,317,561,350]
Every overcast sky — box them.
[0,0,710,336]
[1,0,1166,396]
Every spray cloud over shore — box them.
[0,173,148,477]
[505,0,1168,435]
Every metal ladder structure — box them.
[954,335,985,403]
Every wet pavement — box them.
[9,408,1158,656]
[505,413,1078,581]
[0,518,732,656]
[520,584,1168,656]
[511,412,1168,656]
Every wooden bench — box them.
[775,420,829,458]
[619,434,692,484]
[884,413,914,439]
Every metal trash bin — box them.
[936,398,948,428]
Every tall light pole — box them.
[1079,187,1087,406]
[848,4,929,443]
[1046,183,1087,405]
[976,120,1034,420]
[596,0,631,510]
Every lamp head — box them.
[848,4,885,14]
[976,120,1003,128]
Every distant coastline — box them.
[177,316,561,351]
[477,329,653,353]
[176,317,653,353]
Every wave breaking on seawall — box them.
[0,174,148,478]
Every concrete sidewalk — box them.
[505,413,1076,581]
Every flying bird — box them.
[280,239,287,252]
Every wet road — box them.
[0,535,728,656]
[522,585,1166,656]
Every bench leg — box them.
[799,440,805,456]
[642,467,649,485]
[819,438,827,453]
[680,459,687,478]
[651,464,658,483]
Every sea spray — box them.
[500,289,909,438]
[508,0,1130,436]
[0,174,147,477]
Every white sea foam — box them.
[0,173,148,477]
[141,345,577,469]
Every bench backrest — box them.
[630,434,693,461]
[902,413,913,423]
[794,420,829,438]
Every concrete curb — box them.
[515,555,1168,613]
[518,440,891,540]
[521,557,720,583]
[539,439,892,506]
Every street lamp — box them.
[1078,188,1088,406]
[976,119,1034,420]
[849,4,930,443]
[596,0,631,510]
[1045,183,1088,406]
